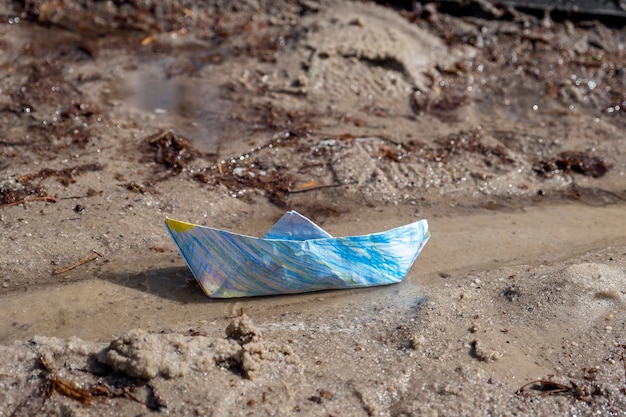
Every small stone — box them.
[410,335,426,350]
[349,17,365,27]
[471,339,502,362]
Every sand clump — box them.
[102,328,215,379]
[102,314,301,380]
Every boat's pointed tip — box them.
[164,218,195,233]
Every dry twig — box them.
[516,379,572,397]
[0,195,57,209]
[52,250,102,275]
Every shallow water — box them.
[102,59,228,154]
[2,202,624,344]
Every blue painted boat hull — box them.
[165,211,430,298]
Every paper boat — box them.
[165,211,430,298]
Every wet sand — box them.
[1,0,626,415]
[1,203,625,344]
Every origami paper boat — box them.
[165,211,430,298]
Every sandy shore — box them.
[1,0,625,415]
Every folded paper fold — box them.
[165,210,430,298]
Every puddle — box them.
[102,59,228,154]
[1,202,624,344]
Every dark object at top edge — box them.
[437,0,626,18]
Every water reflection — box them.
[104,60,226,154]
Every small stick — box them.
[516,379,571,396]
[287,182,342,193]
[147,129,169,144]
[53,251,102,275]
[0,195,58,209]
[123,387,148,406]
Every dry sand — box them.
[1,0,626,415]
